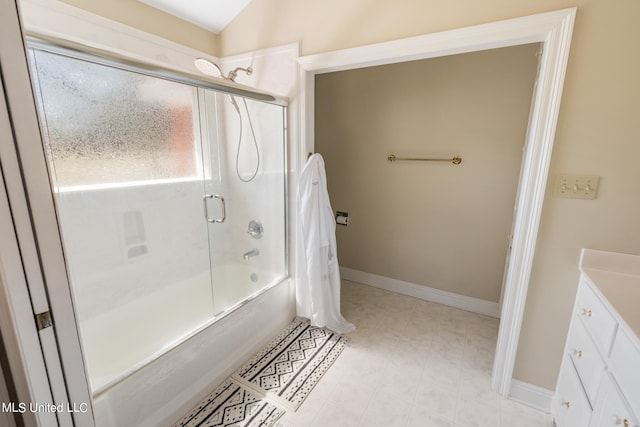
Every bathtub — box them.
[88,271,294,426]
[81,264,285,394]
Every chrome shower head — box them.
[194,58,253,82]
[194,57,224,77]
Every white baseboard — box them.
[340,267,501,318]
[509,379,554,413]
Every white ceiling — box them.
[138,0,253,34]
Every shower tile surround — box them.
[272,280,553,427]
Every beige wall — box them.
[222,0,640,390]
[57,0,218,55]
[315,44,540,303]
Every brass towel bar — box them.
[387,154,462,165]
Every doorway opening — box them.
[297,8,576,402]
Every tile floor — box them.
[276,280,554,427]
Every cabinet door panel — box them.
[576,279,617,355]
[591,373,639,427]
[568,315,606,404]
[553,357,592,427]
[610,328,640,419]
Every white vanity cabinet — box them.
[553,249,640,427]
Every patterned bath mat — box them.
[173,379,284,427]
[231,318,348,411]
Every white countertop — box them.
[580,249,640,339]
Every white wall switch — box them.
[554,174,600,199]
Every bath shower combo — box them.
[27,40,288,426]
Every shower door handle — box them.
[203,194,226,223]
[213,195,226,223]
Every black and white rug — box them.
[173,379,284,427]
[174,319,348,426]
[231,318,348,411]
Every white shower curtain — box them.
[296,153,355,334]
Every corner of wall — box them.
[49,0,219,55]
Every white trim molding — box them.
[298,8,576,397]
[20,0,219,77]
[509,379,554,414]
[340,267,501,318]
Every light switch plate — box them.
[555,174,600,199]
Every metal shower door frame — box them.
[0,1,94,425]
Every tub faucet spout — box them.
[243,248,260,260]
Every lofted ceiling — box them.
[138,0,253,34]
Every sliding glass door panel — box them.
[200,90,287,313]
[29,48,215,393]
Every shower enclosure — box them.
[27,40,287,402]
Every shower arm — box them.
[195,58,253,82]
[226,67,253,82]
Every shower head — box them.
[194,58,253,82]
[194,57,224,78]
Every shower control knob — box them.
[248,220,264,239]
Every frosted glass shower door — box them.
[201,90,287,313]
[29,47,216,393]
